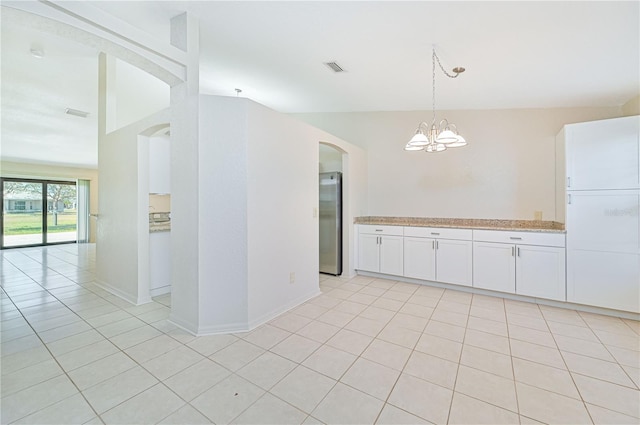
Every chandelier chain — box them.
[433,48,461,79]
[432,49,436,123]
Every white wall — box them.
[96,109,169,304]
[189,95,367,333]
[319,144,343,172]
[296,107,621,221]
[0,161,99,242]
[109,59,171,132]
[149,135,171,194]
[196,96,249,332]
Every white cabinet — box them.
[473,241,515,293]
[563,116,639,191]
[516,245,566,301]
[403,227,473,286]
[403,237,436,280]
[566,190,640,313]
[473,230,566,301]
[557,116,640,313]
[357,225,403,275]
[358,234,381,273]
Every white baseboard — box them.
[247,289,322,330]
[168,289,323,336]
[167,313,199,336]
[94,280,152,306]
[150,285,171,297]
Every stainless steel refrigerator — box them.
[319,172,342,275]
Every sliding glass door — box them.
[1,178,77,248]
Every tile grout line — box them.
[541,307,596,424]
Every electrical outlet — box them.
[289,272,296,284]
[534,211,543,221]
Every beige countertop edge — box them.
[354,218,565,233]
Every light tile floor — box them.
[1,244,639,424]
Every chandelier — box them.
[405,47,467,153]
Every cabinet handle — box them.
[512,246,515,256]
[436,240,439,249]
[432,240,435,249]
[517,247,520,257]
[568,194,572,205]
[509,237,522,240]
[431,232,440,235]
[379,237,382,245]
[375,229,383,232]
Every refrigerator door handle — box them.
[568,194,572,204]
[567,177,571,188]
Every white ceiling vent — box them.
[324,61,346,73]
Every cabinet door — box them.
[403,237,436,280]
[567,250,639,313]
[516,245,566,301]
[473,242,515,293]
[380,235,404,276]
[358,234,380,272]
[566,190,639,254]
[566,116,639,190]
[436,239,473,287]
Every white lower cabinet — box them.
[516,245,566,301]
[473,242,515,293]
[357,225,403,275]
[403,227,473,286]
[472,230,566,301]
[403,237,436,280]
[436,239,473,286]
[358,225,567,304]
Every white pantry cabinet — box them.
[403,227,473,286]
[556,116,640,313]
[473,230,566,301]
[561,115,639,191]
[357,225,403,275]
[565,190,640,313]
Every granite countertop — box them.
[354,216,565,233]
[149,212,171,233]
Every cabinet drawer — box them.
[473,230,565,247]
[404,226,472,241]
[358,224,404,236]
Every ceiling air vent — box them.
[324,61,345,73]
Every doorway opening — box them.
[1,178,78,249]
[319,143,346,276]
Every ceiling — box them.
[1,1,639,168]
